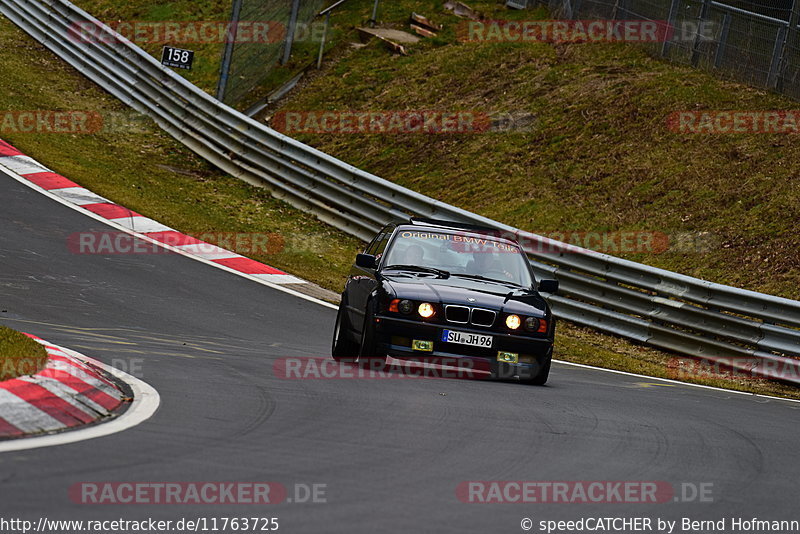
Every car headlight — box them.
[418,302,435,318]
[390,298,415,314]
[399,299,414,314]
[506,314,521,330]
[524,317,540,332]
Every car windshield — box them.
[383,229,533,287]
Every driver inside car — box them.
[404,244,425,265]
[467,249,515,281]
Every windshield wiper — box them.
[451,272,519,286]
[384,265,450,279]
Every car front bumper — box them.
[373,314,553,377]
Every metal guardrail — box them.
[2,0,800,384]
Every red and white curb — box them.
[0,138,322,290]
[0,334,124,438]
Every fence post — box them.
[769,25,788,88]
[562,0,573,19]
[317,11,331,69]
[661,0,680,57]
[777,0,800,91]
[573,0,583,18]
[713,13,731,68]
[690,0,710,66]
[282,0,302,65]
[369,0,381,27]
[611,0,620,19]
[216,0,244,102]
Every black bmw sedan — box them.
[331,218,559,385]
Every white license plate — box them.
[441,329,493,348]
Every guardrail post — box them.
[317,11,331,69]
[661,0,681,57]
[690,0,710,66]
[768,25,788,88]
[713,13,731,68]
[216,0,243,102]
[282,0,302,65]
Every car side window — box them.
[366,225,395,259]
[365,233,384,256]
[373,229,394,259]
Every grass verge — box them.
[0,326,48,381]
[0,12,798,399]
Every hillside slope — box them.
[272,1,800,299]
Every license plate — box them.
[441,329,493,348]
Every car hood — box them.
[381,273,548,317]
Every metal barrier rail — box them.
[2,0,800,384]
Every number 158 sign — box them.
[161,46,194,70]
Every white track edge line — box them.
[552,359,800,404]
[4,163,798,405]
[0,346,160,452]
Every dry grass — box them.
[275,2,800,299]
[0,327,48,381]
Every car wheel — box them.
[331,299,358,362]
[519,350,552,386]
[357,304,386,370]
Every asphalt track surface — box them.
[1,166,799,533]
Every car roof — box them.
[394,218,520,246]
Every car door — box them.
[347,225,394,334]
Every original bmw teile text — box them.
[538,517,800,533]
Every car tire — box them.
[331,299,358,362]
[519,350,552,386]
[357,304,387,371]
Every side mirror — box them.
[356,253,377,269]
[538,279,559,294]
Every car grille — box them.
[471,308,496,327]
[445,305,470,324]
[444,305,496,327]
